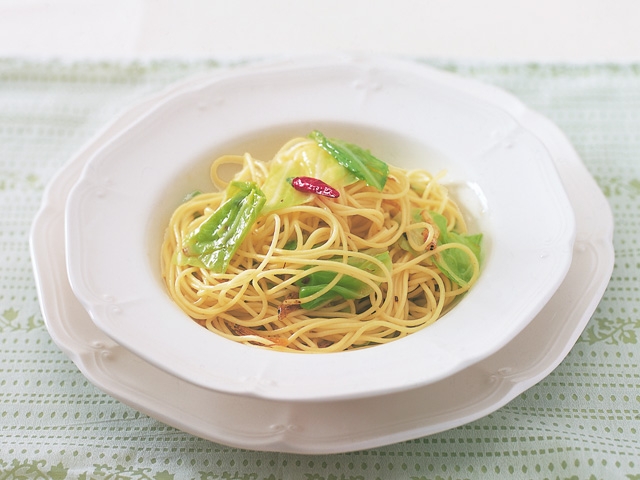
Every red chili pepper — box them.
[290,176,340,198]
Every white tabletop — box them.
[2,0,640,62]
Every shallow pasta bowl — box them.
[65,54,575,402]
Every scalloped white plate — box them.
[31,60,613,454]
[63,56,575,401]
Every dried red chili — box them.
[290,176,340,198]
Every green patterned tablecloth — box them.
[1,58,638,479]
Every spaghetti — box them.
[161,132,482,352]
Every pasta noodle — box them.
[161,134,481,352]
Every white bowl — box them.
[65,55,575,401]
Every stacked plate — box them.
[30,55,614,454]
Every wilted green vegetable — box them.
[181,181,266,273]
[429,211,482,286]
[296,251,392,309]
[309,130,389,191]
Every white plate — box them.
[31,63,613,454]
[64,56,576,401]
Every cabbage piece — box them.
[181,181,266,273]
[296,251,392,310]
[429,211,482,286]
[261,139,357,214]
[309,130,389,191]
